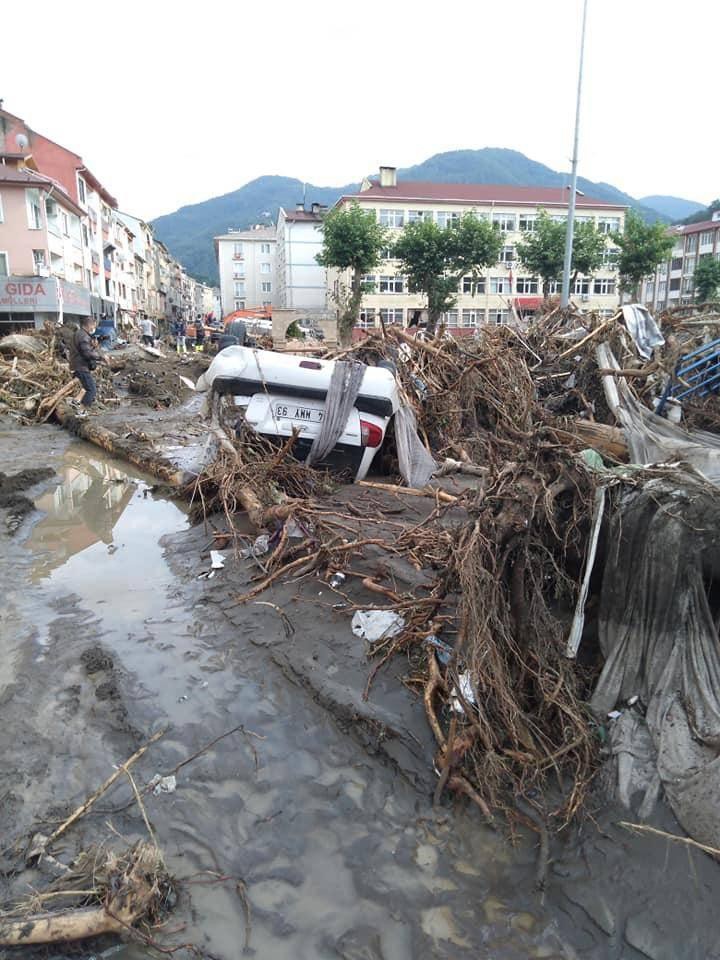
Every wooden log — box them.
[357,479,458,503]
[559,420,629,461]
[38,378,80,423]
[392,328,446,358]
[54,402,191,486]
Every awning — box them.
[515,297,542,311]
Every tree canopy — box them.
[515,210,605,296]
[612,210,674,297]
[694,256,720,303]
[392,213,502,334]
[316,202,389,345]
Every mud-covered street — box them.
[1,412,719,960]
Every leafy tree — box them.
[694,256,720,303]
[612,210,674,299]
[516,210,605,297]
[316,202,389,346]
[392,213,502,335]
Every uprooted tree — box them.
[392,213,502,335]
[516,209,606,297]
[612,209,674,300]
[316,202,389,346]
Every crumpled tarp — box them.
[597,342,720,485]
[621,304,665,360]
[394,403,438,487]
[591,471,720,848]
[305,359,367,466]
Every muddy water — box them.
[3,439,598,959]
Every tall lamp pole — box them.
[561,0,590,308]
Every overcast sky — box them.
[3,0,716,221]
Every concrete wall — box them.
[275,213,326,310]
[0,186,43,275]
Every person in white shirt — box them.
[140,316,155,346]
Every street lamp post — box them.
[561,0,590,308]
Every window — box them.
[443,310,459,326]
[492,213,516,232]
[657,262,668,277]
[575,215,593,225]
[358,308,376,329]
[78,178,86,204]
[547,279,561,294]
[499,245,515,264]
[700,231,714,247]
[233,243,244,258]
[26,189,43,229]
[232,264,245,278]
[601,248,619,268]
[260,242,272,254]
[670,277,681,291]
[379,275,404,293]
[461,309,484,327]
[0,252,9,275]
[682,276,694,294]
[60,212,69,236]
[684,255,696,275]
[234,281,246,297]
[518,214,536,232]
[85,269,92,289]
[379,307,403,326]
[671,257,683,271]
[261,281,272,293]
[646,282,655,300]
[260,262,271,274]
[379,209,404,228]
[551,214,567,224]
[361,274,376,289]
[488,309,509,325]
[658,281,667,300]
[0,192,3,222]
[593,278,616,295]
[437,211,459,228]
[462,276,486,295]
[82,224,89,247]
[408,210,433,223]
[490,276,512,294]
[573,278,591,295]
[685,234,698,253]
[516,277,539,294]
[380,247,395,260]
[234,299,245,310]
[598,217,621,235]
[33,249,47,271]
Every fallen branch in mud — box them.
[0,843,167,947]
[618,821,720,861]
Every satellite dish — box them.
[16,133,29,151]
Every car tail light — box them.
[360,419,383,448]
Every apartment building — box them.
[0,156,92,329]
[332,167,625,331]
[215,226,276,317]
[275,204,327,311]
[641,213,720,312]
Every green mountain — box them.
[679,199,720,225]
[151,148,679,284]
[639,195,706,221]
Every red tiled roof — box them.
[283,209,323,222]
[344,181,626,210]
[672,218,720,234]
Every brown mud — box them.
[0,418,719,960]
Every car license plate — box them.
[274,402,324,424]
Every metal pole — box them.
[561,0,589,308]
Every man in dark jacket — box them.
[69,317,109,407]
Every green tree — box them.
[316,202,389,346]
[392,213,502,335]
[612,210,674,299]
[694,256,720,303]
[516,210,605,297]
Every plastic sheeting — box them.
[591,472,720,848]
[621,304,665,360]
[597,342,720,486]
[305,359,367,466]
[394,403,438,488]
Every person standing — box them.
[140,315,155,346]
[194,317,206,353]
[173,316,187,354]
[69,316,110,409]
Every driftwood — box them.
[55,403,191,486]
[357,479,458,503]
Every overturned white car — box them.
[196,346,400,480]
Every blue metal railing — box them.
[656,338,720,415]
